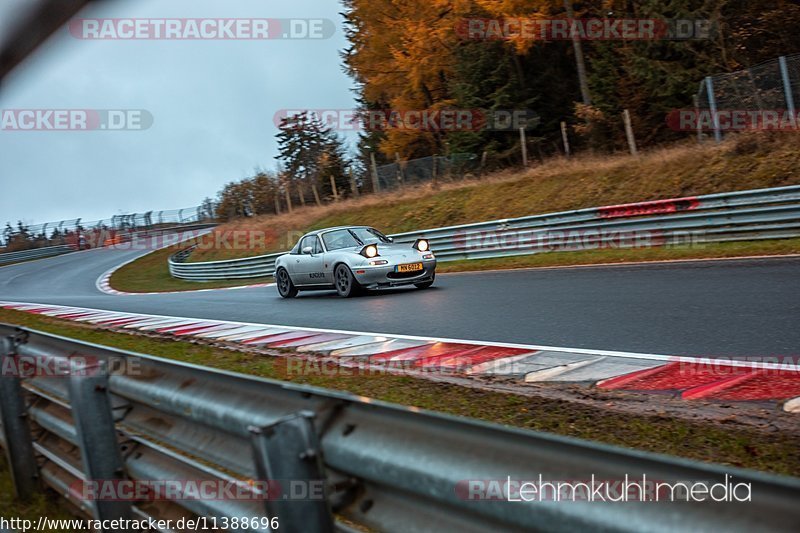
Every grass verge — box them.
[1,308,797,476]
[107,244,274,293]
[0,455,75,531]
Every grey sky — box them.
[0,0,357,227]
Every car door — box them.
[293,235,326,285]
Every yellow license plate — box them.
[397,263,423,273]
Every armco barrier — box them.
[169,185,800,282]
[0,245,75,266]
[1,324,799,532]
[0,223,217,269]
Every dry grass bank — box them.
[190,133,800,263]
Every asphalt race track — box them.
[0,246,799,357]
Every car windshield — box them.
[322,229,362,251]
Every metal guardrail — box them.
[1,325,799,532]
[169,185,800,282]
[0,245,75,266]
[0,223,217,269]
[2,204,216,249]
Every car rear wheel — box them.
[415,273,435,289]
[276,268,298,298]
[334,264,362,297]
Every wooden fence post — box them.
[622,109,638,156]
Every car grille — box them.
[387,270,424,279]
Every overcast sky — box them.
[0,0,357,227]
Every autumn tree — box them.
[343,0,800,156]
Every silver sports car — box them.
[274,226,436,298]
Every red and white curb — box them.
[2,301,798,412]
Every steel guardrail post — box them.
[779,56,797,129]
[67,358,133,525]
[0,335,39,500]
[249,411,334,533]
[705,76,722,143]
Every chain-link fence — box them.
[1,203,217,251]
[696,54,799,141]
[373,153,480,192]
[4,154,481,249]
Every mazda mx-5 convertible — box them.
[274,226,436,298]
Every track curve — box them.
[0,246,798,357]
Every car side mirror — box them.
[387,237,394,243]
[302,246,314,255]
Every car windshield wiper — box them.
[347,230,364,246]
[367,229,390,243]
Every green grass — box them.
[0,455,76,531]
[1,308,798,476]
[108,243,274,293]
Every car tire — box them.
[415,273,435,290]
[334,264,362,297]
[276,268,298,298]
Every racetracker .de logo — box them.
[68,479,326,501]
[67,18,336,40]
[667,109,800,131]
[0,109,153,131]
[0,355,141,378]
[455,18,713,41]
[452,229,706,253]
[274,109,540,132]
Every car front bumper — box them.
[352,259,437,289]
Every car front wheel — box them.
[276,268,298,298]
[334,264,362,297]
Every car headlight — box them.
[361,244,379,258]
[414,239,429,252]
